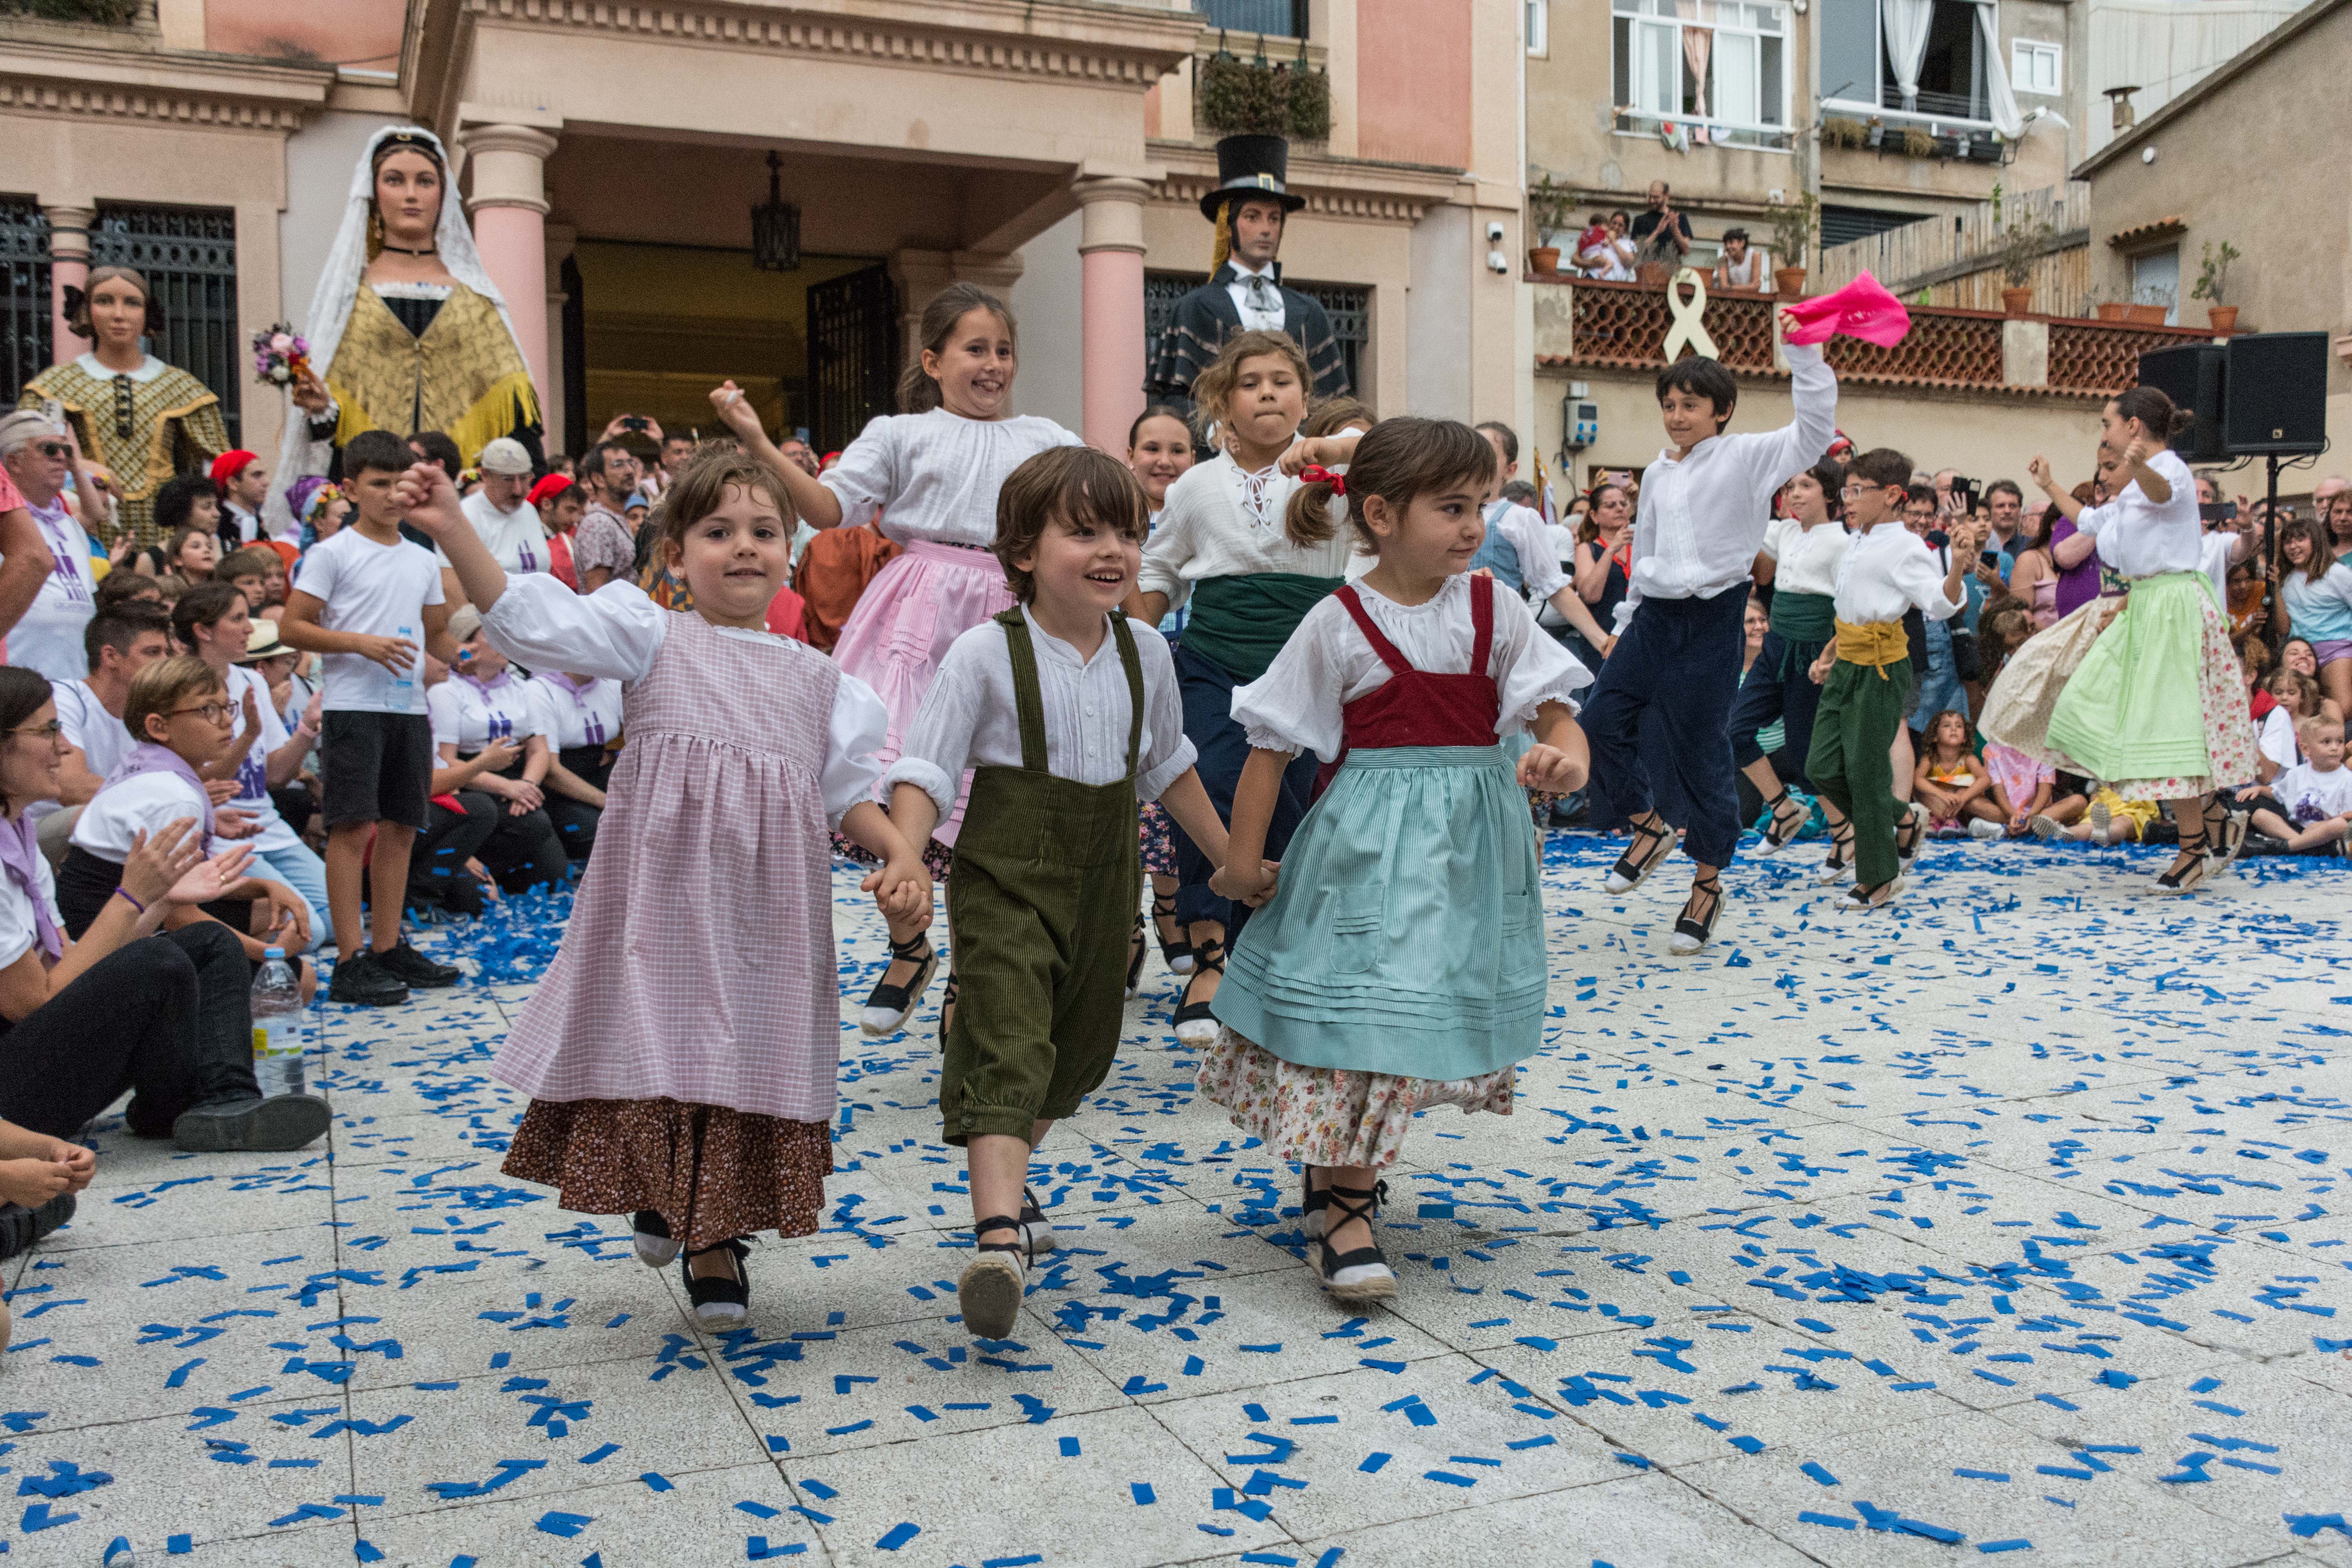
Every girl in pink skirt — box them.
[397,452,930,1330]
[710,284,1082,1038]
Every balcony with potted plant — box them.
[2190,239,2242,334]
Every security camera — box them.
[1486,221,1507,244]
[1488,249,1511,274]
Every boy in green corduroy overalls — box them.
[880,445,1237,1339]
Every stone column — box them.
[43,204,93,369]
[1073,176,1151,452]
[460,124,559,402]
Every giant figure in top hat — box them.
[1147,134,1350,419]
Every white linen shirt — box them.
[1137,454,1353,611]
[1234,573,1593,764]
[818,408,1083,549]
[1618,341,1838,625]
[477,574,886,829]
[2080,448,2200,579]
[1761,514,1853,598]
[1226,261,1287,332]
[882,608,1196,816]
[1833,522,1967,625]
[1484,501,1570,602]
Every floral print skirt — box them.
[504,1096,833,1249]
[1196,1026,1515,1169]
[1138,800,1180,877]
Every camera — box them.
[2198,501,2239,523]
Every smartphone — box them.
[2198,501,2239,523]
[1979,550,2002,568]
[621,416,649,432]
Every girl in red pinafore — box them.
[400,452,929,1330]
[1204,419,1591,1305]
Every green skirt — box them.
[1210,744,1546,1080]
[2043,571,2224,786]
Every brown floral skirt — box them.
[503,1096,833,1249]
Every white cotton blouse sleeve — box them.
[478,572,665,683]
[822,671,890,830]
[884,621,993,818]
[1489,586,1594,729]
[1232,596,1353,761]
[1136,471,1206,608]
[817,415,899,519]
[1498,505,1568,601]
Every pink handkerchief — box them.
[1780,272,1912,347]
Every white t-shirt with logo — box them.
[437,490,551,577]
[427,673,544,755]
[225,663,301,853]
[2274,761,2352,827]
[10,499,96,684]
[525,674,623,753]
[0,850,62,971]
[291,527,445,716]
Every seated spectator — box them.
[0,1112,93,1292]
[2258,668,2327,778]
[43,601,176,865]
[1711,227,1768,290]
[236,619,321,840]
[174,584,328,949]
[428,607,568,895]
[1914,710,2004,838]
[156,524,217,584]
[0,664,328,1152]
[2236,715,2352,855]
[524,667,620,865]
[216,546,287,616]
[406,664,508,921]
[2031,786,2153,846]
[60,658,318,991]
[94,569,163,615]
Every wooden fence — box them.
[1817,182,2094,319]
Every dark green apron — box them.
[939,609,1145,1145]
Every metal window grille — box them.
[1197,0,1308,37]
[1145,271,1370,397]
[807,263,900,454]
[90,203,241,444]
[0,201,53,410]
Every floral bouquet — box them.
[251,323,311,387]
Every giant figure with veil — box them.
[269,125,543,534]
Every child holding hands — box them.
[405,451,926,1329]
[1204,419,1590,1304]
[883,446,1232,1339]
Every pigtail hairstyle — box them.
[897,284,1017,415]
[1287,416,1495,555]
[1189,328,1310,452]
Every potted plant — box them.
[1768,191,1817,297]
[2096,301,2132,321]
[1526,172,1574,275]
[1998,212,2053,315]
[2190,238,2242,333]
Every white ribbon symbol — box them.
[1662,267,1719,362]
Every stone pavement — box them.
[5,834,2349,1567]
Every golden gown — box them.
[17,356,229,544]
[321,284,540,466]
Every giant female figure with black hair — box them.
[18,265,230,546]
[269,126,543,534]
[2031,385,2261,892]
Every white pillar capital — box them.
[460,124,559,216]
[40,205,94,259]
[1073,176,1152,257]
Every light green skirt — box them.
[1209,744,1547,1080]
[2043,571,2220,785]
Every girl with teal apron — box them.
[1200,418,1591,1305]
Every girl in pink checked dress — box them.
[397,452,930,1330]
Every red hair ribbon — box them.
[1298,464,1347,495]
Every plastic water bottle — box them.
[391,623,417,697]
[251,947,308,1098]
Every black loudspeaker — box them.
[2137,343,2228,463]
[2224,332,2330,455]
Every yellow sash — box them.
[1833,617,1908,679]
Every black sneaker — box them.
[172,1094,332,1152]
[0,1193,74,1259]
[374,939,459,989]
[327,951,409,1007]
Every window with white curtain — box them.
[1821,0,1998,122]
[1610,0,1789,143]
[2011,38,2060,95]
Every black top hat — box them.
[1200,133,1308,220]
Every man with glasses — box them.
[0,413,80,680]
